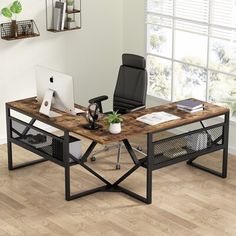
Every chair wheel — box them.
[137,146,142,151]
[116,164,121,170]
[91,156,96,162]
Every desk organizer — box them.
[1,20,40,41]
[11,118,80,166]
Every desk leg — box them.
[65,166,71,200]
[7,142,13,170]
[5,106,47,170]
[187,112,230,178]
[63,131,71,201]
[146,133,153,204]
[222,111,229,178]
[110,137,152,204]
[123,139,139,165]
[6,105,13,170]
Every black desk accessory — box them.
[83,103,102,130]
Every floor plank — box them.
[0,134,235,236]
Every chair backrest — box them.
[113,54,147,114]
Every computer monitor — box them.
[35,66,76,117]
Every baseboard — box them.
[229,147,236,156]
[0,137,7,145]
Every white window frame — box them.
[145,0,236,117]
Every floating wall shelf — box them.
[46,0,81,32]
[0,20,40,41]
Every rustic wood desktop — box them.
[6,97,229,204]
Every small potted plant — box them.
[66,16,76,29]
[1,1,22,38]
[66,0,74,12]
[106,111,123,134]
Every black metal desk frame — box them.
[6,105,152,203]
[6,104,229,204]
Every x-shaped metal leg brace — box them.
[66,139,152,204]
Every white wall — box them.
[0,0,123,142]
[122,0,236,154]
[65,0,123,110]
[123,0,145,56]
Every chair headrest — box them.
[122,54,146,70]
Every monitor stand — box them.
[39,89,62,118]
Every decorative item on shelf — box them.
[1,0,22,38]
[186,131,211,151]
[65,16,77,29]
[66,0,74,12]
[46,0,81,32]
[106,111,123,134]
[164,147,188,159]
[23,134,47,145]
[1,20,40,40]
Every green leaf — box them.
[10,1,22,14]
[67,0,74,6]
[105,111,123,124]
[1,8,12,19]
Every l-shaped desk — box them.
[6,98,229,204]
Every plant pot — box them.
[109,123,121,134]
[67,5,74,12]
[67,20,77,29]
[11,20,18,38]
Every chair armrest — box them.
[127,105,146,113]
[89,95,108,104]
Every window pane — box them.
[209,37,236,75]
[147,24,172,57]
[208,71,236,117]
[174,30,208,67]
[211,0,236,28]
[147,14,172,28]
[175,0,209,24]
[147,55,172,100]
[147,0,173,16]
[173,62,207,101]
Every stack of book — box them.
[53,1,66,31]
[177,99,204,113]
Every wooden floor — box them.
[0,135,236,236]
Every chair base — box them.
[116,163,121,170]
[90,143,146,169]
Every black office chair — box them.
[89,53,147,169]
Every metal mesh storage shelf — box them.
[142,123,225,170]
[11,118,80,166]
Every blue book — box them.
[177,99,203,110]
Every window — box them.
[146,0,236,118]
